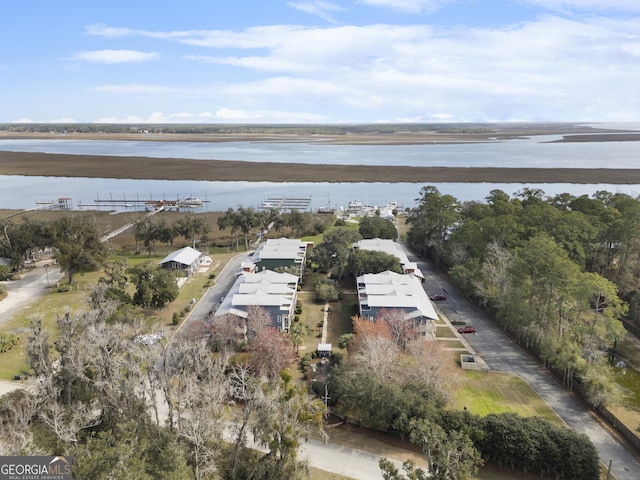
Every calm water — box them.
[2,176,639,212]
[1,137,640,211]
[1,135,640,168]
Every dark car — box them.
[430,294,447,301]
[458,325,477,334]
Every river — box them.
[1,137,639,211]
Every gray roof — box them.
[357,271,437,320]
[249,238,308,262]
[159,246,202,266]
[215,269,299,319]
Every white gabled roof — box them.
[250,238,307,262]
[214,269,299,319]
[232,294,293,307]
[357,270,437,320]
[159,246,202,266]
[238,283,295,295]
[242,269,298,284]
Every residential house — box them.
[215,269,299,332]
[245,238,312,277]
[356,271,437,337]
[158,246,204,276]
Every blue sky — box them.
[2,0,640,124]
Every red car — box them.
[430,294,447,301]
[458,325,477,334]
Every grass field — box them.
[453,370,564,426]
[435,325,458,338]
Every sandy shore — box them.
[1,127,640,184]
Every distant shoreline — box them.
[2,127,640,184]
[1,123,639,145]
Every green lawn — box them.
[0,267,106,380]
[438,339,466,349]
[0,252,235,380]
[453,370,564,426]
[435,325,457,338]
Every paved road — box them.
[413,253,640,479]
[222,424,402,480]
[171,252,247,342]
[0,263,64,328]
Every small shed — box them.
[317,343,332,358]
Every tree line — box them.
[0,122,494,136]
[406,186,633,407]
[216,207,336,250]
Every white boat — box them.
[178,197,203,207]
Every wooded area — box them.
[406,186,636,408]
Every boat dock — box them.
[259,196,312,212]
[76,194,208,211]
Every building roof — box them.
[215,269,299,320]
[353,238,424,278]
[241,269,298,284]
[159,246,203,266]
[249,238,308,263]
[357,271,437,320]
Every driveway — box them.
[171,252,247,340]
[0,263,64,329]
[412,252,640,479]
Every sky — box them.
[2,0,640,124]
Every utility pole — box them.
[322,384,331,419]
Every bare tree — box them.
[378,309,419,350]
[249,328,295,379]
[227,365,265,480]
[207,312,244,353]
[176,373,227,480]
[351,316,399,379]
[404,340,461,398]
[0,390,43,455]
[246,305,272,343]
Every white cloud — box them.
[72,50,159,63]
[83,15,640,122]
[47,118,78,123]
[84,24,134,37]
[95,109,326,124]
[522,0,640,13]
[288,1,345,23]
[93,115,148,123]
[90,84,180,95]
[357,0,452,14]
